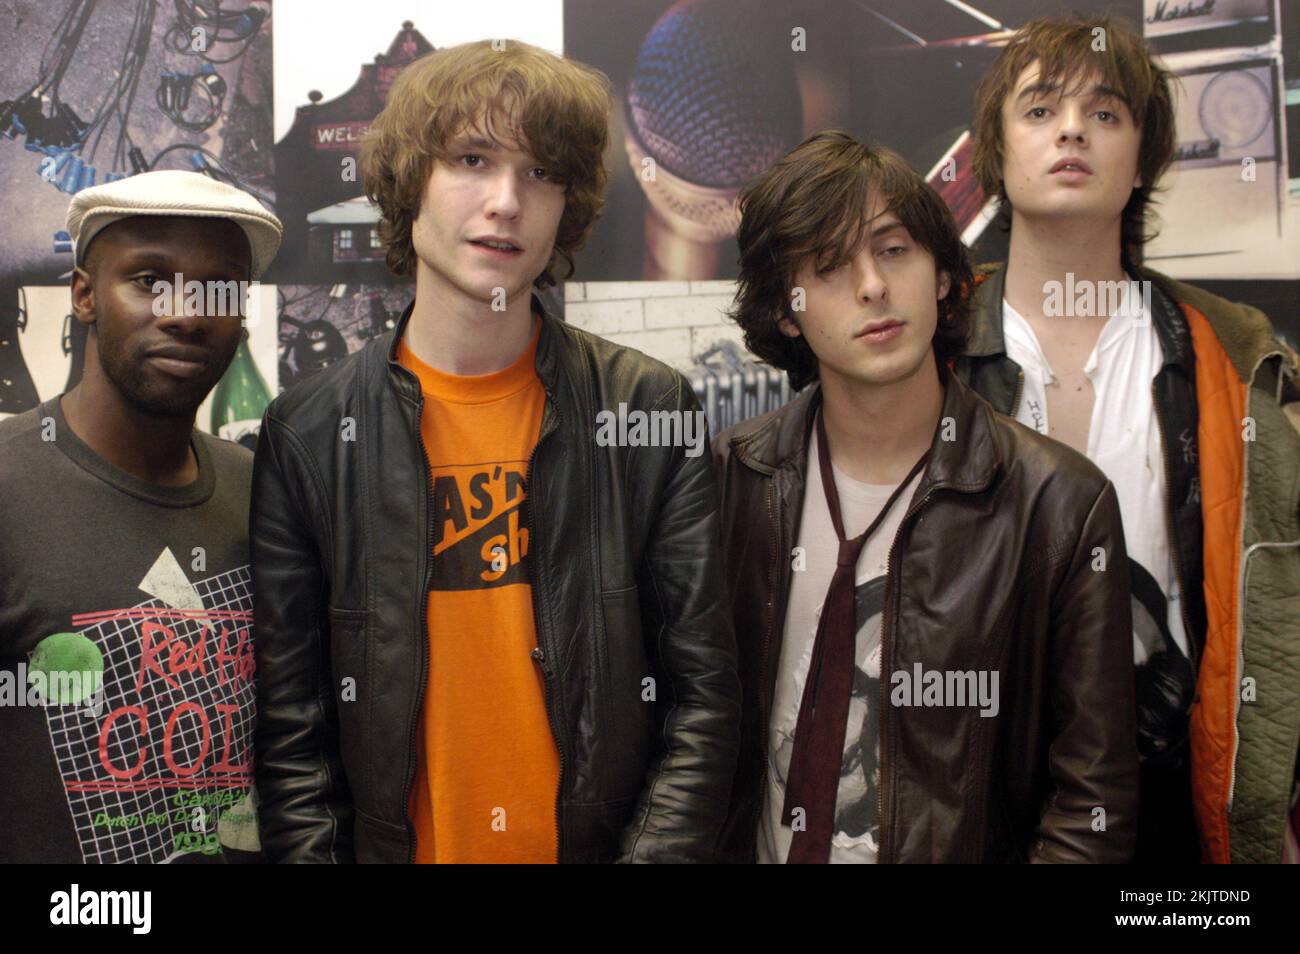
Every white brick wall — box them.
[563,299,644,336]
[563,280,745,371]
[583,281,690,301]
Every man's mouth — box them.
[1050,158,1093,175]
[145,345,209,378]
[469,236,523,254]
[856,319,905,343]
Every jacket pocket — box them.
[599,585,652,798]
[354,807,407,864]
[326,606,368,806]
[565,795,639,863]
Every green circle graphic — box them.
[29,632,104,705]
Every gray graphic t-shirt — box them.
[0,397,259,863]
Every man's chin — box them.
[117,371,216,420]
[466,277,538,310]
[837,351,933,390]
[125,390,206,419]
[1015,194,1124,222]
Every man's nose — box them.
[1056,102,1088,144]
[486,169,522,219]
[154,280,213,332]
[855,253,887,304]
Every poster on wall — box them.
[1142,0,1299,287]
[0,0,1295,431]
[563,0,1141,285]
[0,0,274,421]
[268,20,432,286]
[564,1,1297,314]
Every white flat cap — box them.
[67,170,283,279]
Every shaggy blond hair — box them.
[362,39,612,286]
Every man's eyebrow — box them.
[1015,81,1060,103]
[112,249,173,268]
[115,249,247,274]
[1015,80,1132,109]
[450,135,546,163]
[453,136,501,151]
[869,219,908,239]
[1090,85,1133,108]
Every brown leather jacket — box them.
[711,368,1139,863]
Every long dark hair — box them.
[730,130,972,391]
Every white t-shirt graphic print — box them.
[759,427,922,864]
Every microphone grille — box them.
[627,0,803,189]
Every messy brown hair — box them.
[972,13,1176,266]
[731,130,972,391]
[362,39,612,287]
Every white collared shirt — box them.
[1001,295,1189,662]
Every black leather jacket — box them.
[250,294,741,863]
[712,368,1140,862]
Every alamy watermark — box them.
[150,274,255,319]
[594,402,709,458]
[0,663,104,714]
[1042,274,1151,322]
[50,884,151,934]
[890,664,999,718]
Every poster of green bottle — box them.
[210,331,272,451]
[201,283,278,451]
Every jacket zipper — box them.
[877,484,937,864]
[525,391,562,861]
[752,479,779,860]
[404,387,433,863]
[1009,367,1025,418]
[1150,380,1196,682]
[403,381,561,861]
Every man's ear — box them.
[70,267,96,326]
[776,311,802,339]
[936,270,951,301]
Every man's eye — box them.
[881,245,907,257]
[1027,106,1049,119]
[461,154,483,168]
[1096,110,1117,123]
[531,166,549,180]
[134,274,161,289]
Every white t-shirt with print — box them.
[759,426,923,864]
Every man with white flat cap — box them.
[0,170,281,863]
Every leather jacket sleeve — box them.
[250,412,355,863]
[1031,479,1139,863]
[617,377,743,863]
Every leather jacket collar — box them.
[967,262,1193,374]
[383,289,562,402]
[729,363,1001,501]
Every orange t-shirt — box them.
[397,318,559,863]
